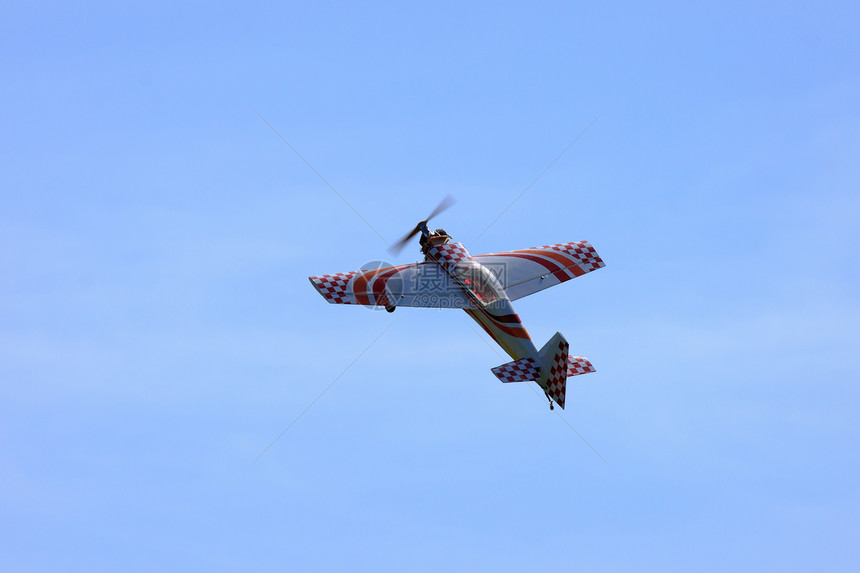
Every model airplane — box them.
[308,197,605,410]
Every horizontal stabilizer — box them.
[568,356,596,377]
[491,357,539,383]
[490,338,596,409]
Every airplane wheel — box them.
[385,305,395,313]
[550,403,554,410]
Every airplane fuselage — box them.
[421,229,539,362]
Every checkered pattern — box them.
[309,272,358,304]
[567,356,596,377]
[541,241,605,273]
[491,357,539,383]
[426,242,471,267]
[545,339,570,409]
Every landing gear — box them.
[550,401,555,410]
[385,305,396,313]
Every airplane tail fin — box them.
[490,332,596,410]
[536,332,597,409]
[538,332,571,409]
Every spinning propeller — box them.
[387,195,456,255]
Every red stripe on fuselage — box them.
[491,312,524,324]
[475,305,531,340]
[466,308,504,346]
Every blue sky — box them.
[2,1,858,571]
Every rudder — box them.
[538,332,570,409]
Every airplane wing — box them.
[472,240,605,301]
[309,262,477,309]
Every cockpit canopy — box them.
[451,261,507,306]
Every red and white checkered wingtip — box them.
[309,272,357,304]
[549,240,606,274]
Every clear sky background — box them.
[2,1,858,571]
